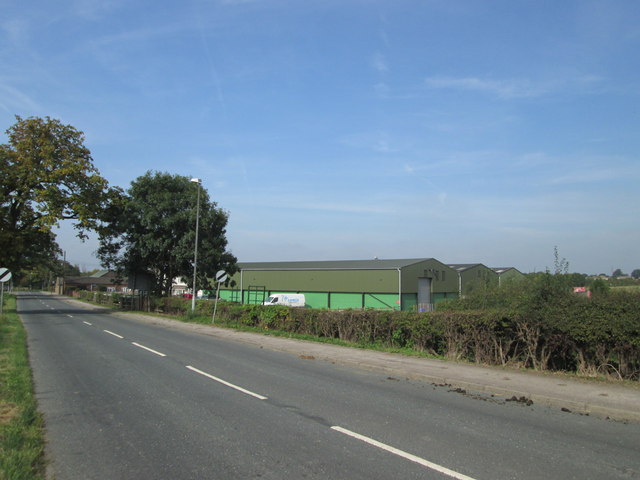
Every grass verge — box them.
[0,295,45,480]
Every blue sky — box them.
[2,0,639,275]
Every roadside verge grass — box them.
[0,295,45,480]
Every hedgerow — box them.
[77,274,640,380]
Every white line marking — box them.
[67,315,73,318]
[186,365,268,400]
[331,426,477,480]
[83,321,92,326]
[103,330,124,339]
[132,342,167,357]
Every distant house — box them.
[171,277,189,296]
[58,270,129,295]
[491,267,525,285]
[447,264,499,296]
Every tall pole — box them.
[191,178,202,312]
[62,250,66,295]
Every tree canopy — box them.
[98,171,237,296]
[0,116,120,273]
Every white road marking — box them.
[186,365,268,400]
[132,342,166,357]
[67,315,73,318]
[103,330,124,339]
[83,321,92,326]
[331,426,477,480]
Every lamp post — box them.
[190,178,202,312]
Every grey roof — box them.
[238,258,440,271]
[447,263,483,272]
[492,267,523,275]
[89,270,110,278]
[65,271,126,285]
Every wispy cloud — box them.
[1,18,30,47]
[371,52,388,73]
[424,74,604,99]
[0,82,42,113]
[340,131,407,154]
[87,22,186,51]
[424,76,552,99]
[373,82,390,97]
[549,164,640,185]
[72,0,124,21]
[228,191,395,216]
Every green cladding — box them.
[222,259,460,311]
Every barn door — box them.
[418,277,432,311]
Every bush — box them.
[436,274,640,379]
[76,283,640,380]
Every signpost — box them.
[0,268,12,317]
[212,270,228,324]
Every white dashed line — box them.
[83,321,92,326]
[132,342,166,357]
[330,426,476,480]
[103,330,124,339]
[186,365,268,400]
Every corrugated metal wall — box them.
[218,259,461,311]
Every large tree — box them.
[612,268,626,278]
[98,171,237,296]
[0,116,121,273]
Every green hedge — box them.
[77,285,640,380]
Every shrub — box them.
[75,284,640,380]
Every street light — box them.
[190,178,202,312]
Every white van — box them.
[262,294,306,307]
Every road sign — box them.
[0,268,11,283]
[212,270,227,324]
[215,270,228,283]
[0,268,10,316]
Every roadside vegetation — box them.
[0,295,45,480]
[78,273,640,382]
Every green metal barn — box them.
[220,258,459,311]
[447,264,499,296]
[492,267,525,286]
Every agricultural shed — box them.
[491,267,525,285]
[221,259,459,311]
[447,264,499,296]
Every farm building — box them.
[492,267,525,285]
[447,264,499,296]
[58,270,128,295]
[220,258,459,311]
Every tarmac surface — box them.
[56,295,640,422]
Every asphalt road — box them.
[19,292,640,480]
